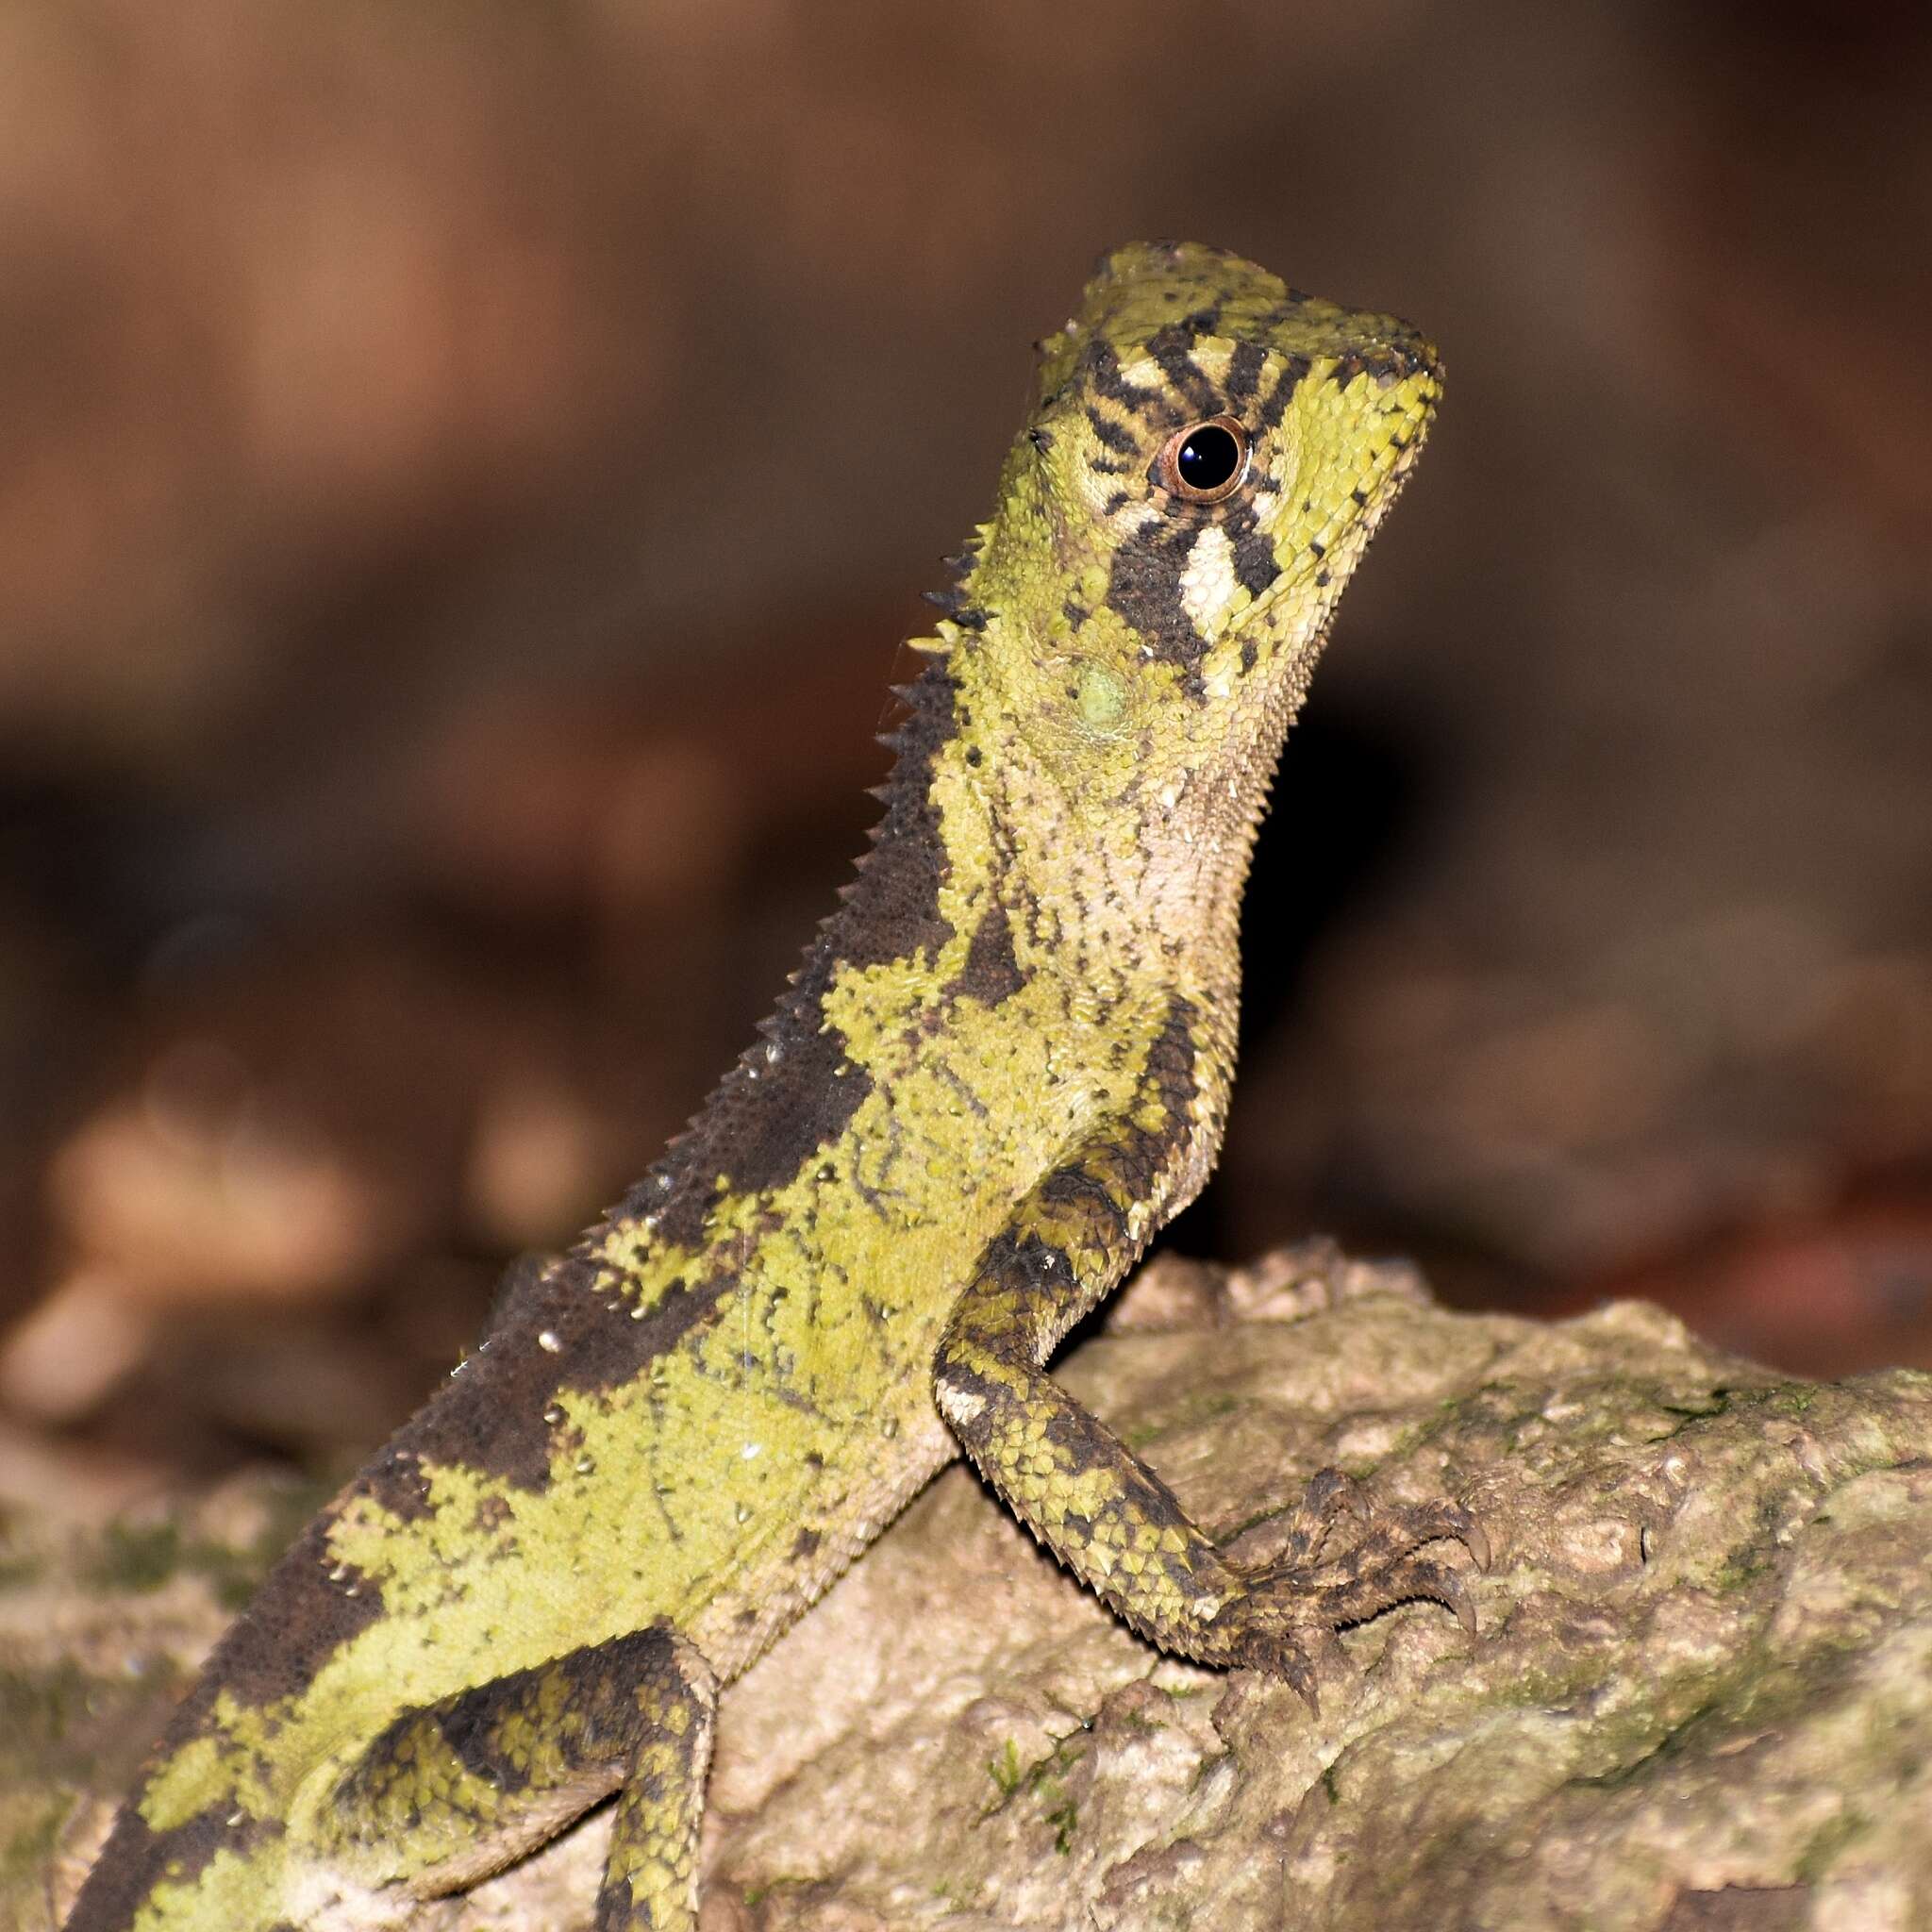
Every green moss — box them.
[82,1481,326,1607]
[740,1874,815,1907]
[1576,1697,1724,1790]
[1795,1807,1866,1883]
[2,1793,63,1886]
[1045,1797,1077,1854]
[86,1522,184,1595]
[1121,1391,1240,1452]
[0,1661,106,1754]
[987,1738,1025,1798]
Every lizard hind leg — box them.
[319,1623,716,1932]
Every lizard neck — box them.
[608,631,1262,1259]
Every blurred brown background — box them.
[1,0,1928,1503]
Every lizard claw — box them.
[1207,1477,1489,1697]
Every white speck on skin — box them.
[538,1329,562,1354]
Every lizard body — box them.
[65,242,1474,1932]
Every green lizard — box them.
[64,241,1480,1932]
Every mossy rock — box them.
[17,1245,1932,1929]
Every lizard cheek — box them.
[1178,526,1240,644]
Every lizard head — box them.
[951,240,1439,841]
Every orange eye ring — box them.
[1155,414,1250,504]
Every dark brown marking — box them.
[61,1806,282,1932]
[190,1516,389,1709]
[1086,408,1139,458]
[361,1441,436,1525]
[919,579,981,625]
[946,899,1025,1007]
[1038,1161,1132,1241]
[1257,355,1309,431]
[1108,520,1208,672]
[1224,339,1266,405]
[1232,531,1278,599]
[1081,339,1169,420]
[1145,324,1221,417]
[790,1527,823,1561]
[1222,499,1281,602]
[397,1256,739,1493]
[635,658,962,1248]
[347,1624,697,1824]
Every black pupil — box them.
[1176,424,1241,492]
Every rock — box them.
[16,1244,1932,1930]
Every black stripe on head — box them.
[1144,324,1222,418]
[1081,339,1170,422]
[1224,340,1266,405]
[1085,408,1140,458]
[1257,354,1310,432]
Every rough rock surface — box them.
[14,1243,1932,1930]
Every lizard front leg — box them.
[321,1623,715,1931]
[932,1144,1487,1703]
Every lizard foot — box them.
[1205,1469,1490,1707]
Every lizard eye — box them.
[1155,415,1249,504]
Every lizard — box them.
[62,240,1482,1932]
